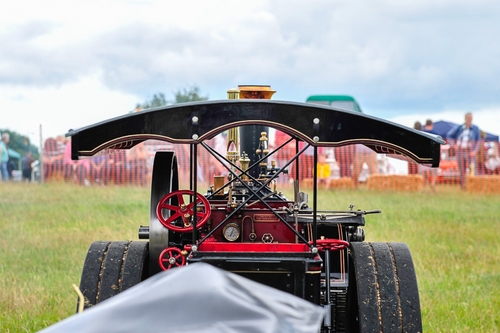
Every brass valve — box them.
[240,152,250,180]
[257,132,269,177]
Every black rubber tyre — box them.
[78,240,149,311]
[389,242,422,332]
[121,241,149,292]
[348,242,422,333]
[98,241,129,302]
[78,241,111,311]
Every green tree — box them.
[135,93,167,110]
[173,86,208,104]
[135,86,208,111]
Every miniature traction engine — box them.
[72,85,444,332]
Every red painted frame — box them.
[197,242,311,253]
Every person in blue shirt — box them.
[1,133,22,181]
[446,113,481,190]
[423,119,439,136]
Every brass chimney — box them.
[238,85,276,100]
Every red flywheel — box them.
[312,239,350,251]
[159,247,185,271]
[156,190,211,232]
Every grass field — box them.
[1,182,499,332]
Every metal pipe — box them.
[72,283,84,313]
[313,146,318,247]
[295,139,299,182]
[192,144,197,245]
[324,248,332,332]
[189,144,193,192]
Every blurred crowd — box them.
[411,114,500,191]
[1,132,38,182]
[6,114,499,190]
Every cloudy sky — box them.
[1,0,500,146]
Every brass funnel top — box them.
[238,85,276,99]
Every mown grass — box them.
[0,183,149,332]
[1,182,499,332]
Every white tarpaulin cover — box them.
[40,263,326,333]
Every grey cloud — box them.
[88,21,296,95]
[1,2,500,117]
[8,20,59,40]
[0,20,94,87]
[271,1,500,113]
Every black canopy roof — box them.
[67,100,444,167]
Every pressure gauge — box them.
[223,222,241,242]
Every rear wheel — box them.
[347,242,422,333]
[78,240,149,311]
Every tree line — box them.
[2,86,208,167]
[135,86,208,110]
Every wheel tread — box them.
[78,241,111,310]
[121,241,149,292]
[350,242,380,331]
[98,241,129,302]
[350,242,422,333]
[371,242,400,333]
[389,242,422,333]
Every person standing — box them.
[421,119,438,191]
[353,144,378,187]
[334,145,356,178]
[1,133,21,181]
[446,113,481,190]
[423,119,439,135]
[408,122,422,175]
[21,152,35,181]
[127,143,149,186]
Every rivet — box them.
[192,134,199,140]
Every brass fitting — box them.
[238,85,276,100]
[240,152,250,180]
[227,88,240,100]
[213,176,225,192]
[227,128,239,154]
